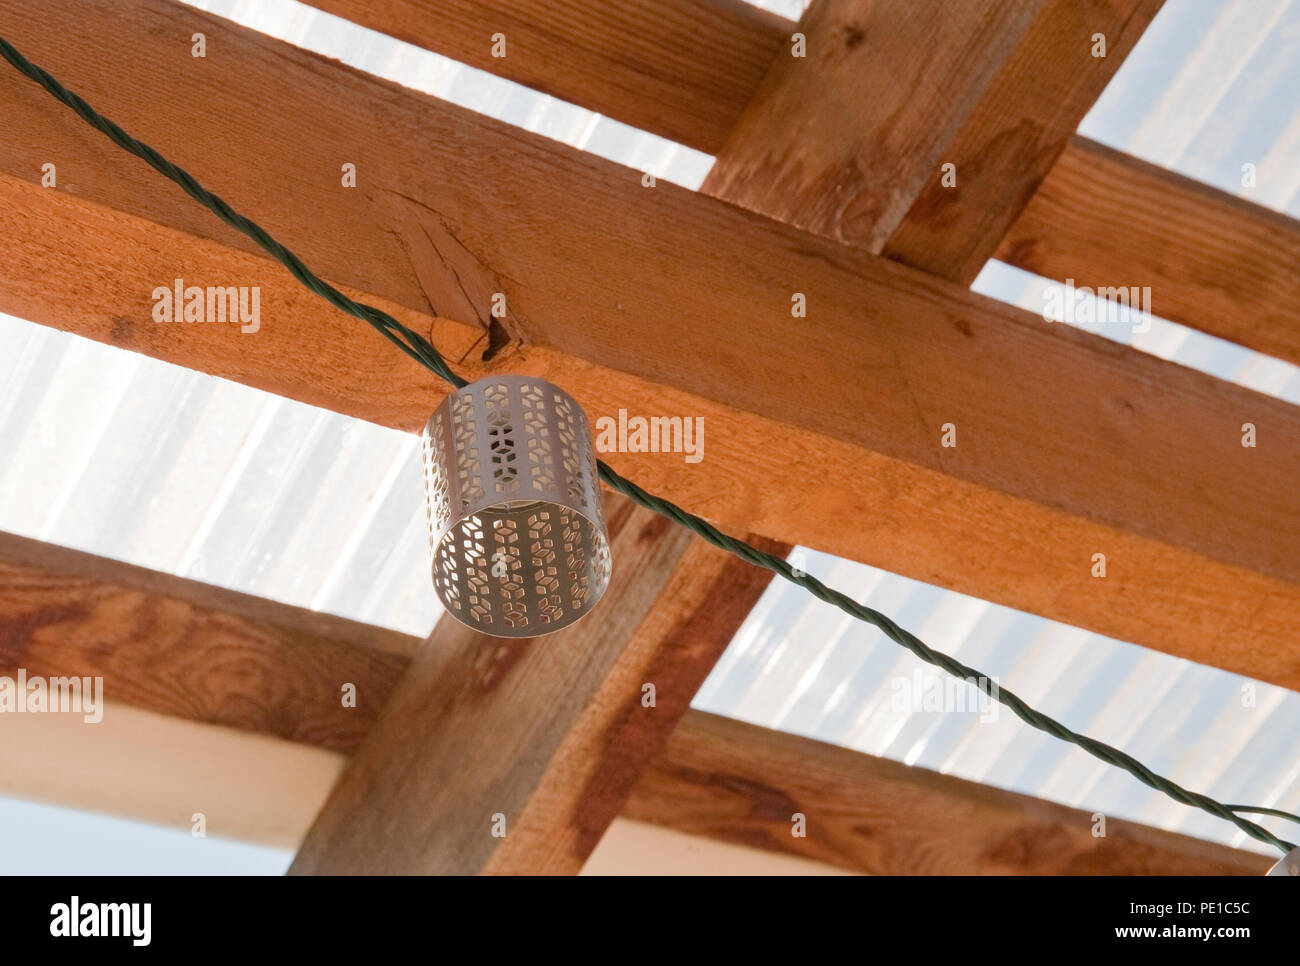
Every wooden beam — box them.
[302,0,788,155]
[289,495,784,874]
[0,529,415,752]
[482,531,788,875]
[0,521,783,866]
[625,710,1273,875]
[2,1,1300,692]
[701,0,1050,248]
[302,0,1297,364]
[999,135,1300,367]
[881,0,1165,282]
[0,546,1266,875]
[701,0,1162,277]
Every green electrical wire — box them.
[1225,805,1300,826]
[1,31,1293,857]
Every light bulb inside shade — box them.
[421,375,611,638]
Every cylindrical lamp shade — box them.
[420,375,612,637]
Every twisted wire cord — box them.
[1225,805,1300,826]
[2,31,1292,857]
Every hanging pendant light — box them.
[420,375,612,638]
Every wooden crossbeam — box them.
[0,530,415,752]
[302,0,788,154]
[626,711,1271,876]
[880,0,1165,282]
[2,1,1300,692]
[701,0,1051,248]
[999,135,1300,368]
[0,518,780,867]
[0,538,1265,875]
[704,0,1163,280]
[288,496,782,874]
[299,0,1300,358]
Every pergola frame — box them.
[0,0,1292,874]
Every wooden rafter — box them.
[700,0,1054,248]
[0,530,414,752]
[0,537,1265,875]
[627,711,1272,876]
[879,0,1166,282]
[303,0,788,154]
[1,2,1298,690]
[701,0,1168,275]
[298,0,1300,363]
[287,496,782,874]
[999,135,1300,368]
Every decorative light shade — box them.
[420,375,612,638]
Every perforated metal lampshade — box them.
[420,375,612,638]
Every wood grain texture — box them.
[703,0,1049,248]
[482,530,787,874]
[303,0,788,154]
[298,0,1296,357]
[999,135,1300,367]
[288,495,746,874]
[0,540,1267,875]
[2,2,1300,690]
[702,0,1162,278]
[302,0,1298,359]
[882,0,1166,282]
[480,531,787,873]
[0,517,783,869]
[626,711,1274,876]
[0,530,416,752]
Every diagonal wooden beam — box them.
[625,710,1273,876]
[998,135,1300,368]
[0,539,1268,874]
[881,0,1165,282]
[302,0,789,155]
[2,1,1299,693]
[482,535,789,875]
[288,495,783,874]
[701,0,1050,248]
[702,0,1163,282]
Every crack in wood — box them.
[379,188,527,364]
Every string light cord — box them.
[2,32,1292,857]
[1226,805,1300,826]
